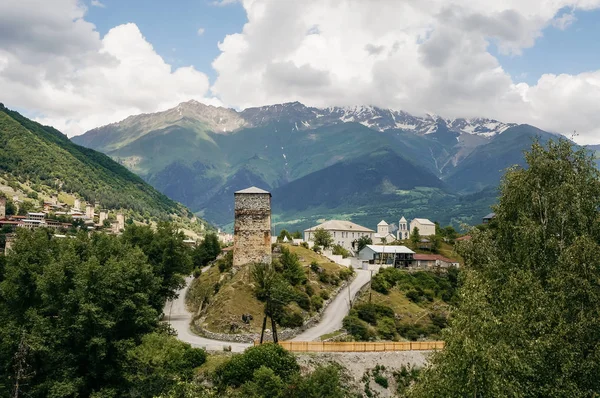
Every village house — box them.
[373,220,397,244]
[413,253,460,269]
[483,212,496,224]
[357,244,415,268]
[304,220,374,251]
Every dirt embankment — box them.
[295,351,431,397]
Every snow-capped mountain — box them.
[240,101,515,137]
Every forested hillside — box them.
[0,104,202,223]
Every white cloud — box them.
[552,11,577,30]
[91,0,105,8]
[0,0,215,136]
[197,27,205,36]
[211,0,600,143]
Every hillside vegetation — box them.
[0,104,205,226]
[187,244,353,334]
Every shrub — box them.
[374,374,389,389]
[295,292,311,311]
[279,308,304,328]
[338,267,354,281]
[214,343,299,388]
[305,284,314,297]
[376,317,397,340]
[319,290,330,300]
[343,316,375,341]
[312,245,322,253]
[300,241,309,249]
[310,261,320,273]
[311,295,324,311]
[193,268,202,278]
[355,303,395,325]
[371,276,391,294]
[318,272,331,284]
[430,312,448,329]
[332,244,350,258]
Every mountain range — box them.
[72,100,560,231]
[0,103,208,231]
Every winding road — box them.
[163,266,371,352]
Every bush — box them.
[217,251,233,273]
[310,295,324,311]
[319,290,330,300]
[214,343,299,388]
[338,267,354,281]
[305,284,314,297]
[312,245,322,253]
[295,291,311,311]
[343,316,375,341]
[193,268,202,278]
[355,303,395,325]
[332,244,350,258]
[310,261,320,273]
[300,241,309,249]
[377,317,397,340]
[279,307,304,327]
[374,374,389,389]
[371,275,391,294]
[430,312,448,329]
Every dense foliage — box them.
[0,226,202,397]
[343,268,458,341]
[0,104,193,220]
[214,343,349,397]
[411,139,600,397]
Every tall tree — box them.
[193,233,221,268]
[312,228,333,249]
[410,227,420,248]
[411,139,600,397]
[354,235,373,252]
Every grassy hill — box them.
[0,103,209,228]
[186,244,353,335]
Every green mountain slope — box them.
[445,125,558,193]
[0,104,204,224]
[71,102,567,230]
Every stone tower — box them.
[0,197,6,219]
[377,220,389,236]
[233,186,272,267]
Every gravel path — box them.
[293,269,371,341]
[164,267,372,351]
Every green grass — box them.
[186,245,351,334]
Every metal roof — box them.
[363,245,415,254]
[235,186,271,194]
[304,220,374,233]
[413,218,435,225]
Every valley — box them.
[72,101,559,231]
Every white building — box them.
[357,245,415,268]
[373,220,396,244]
[304,220,374,251]
[397,217,436,240]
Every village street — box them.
[164,267,372,352]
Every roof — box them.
[455,235,472,241]
[363,245,415,254]
[235,186,270,195]
[412,218,434,225]
[377,220,388,226]
[399,216,407,222]
[414,254,458,263]
[28,212,46,216]
[374,232,396,239]
[304,220,374,233]
[484,212,496,219]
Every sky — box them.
[2,0,600,143]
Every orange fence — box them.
[254,341,444,352]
